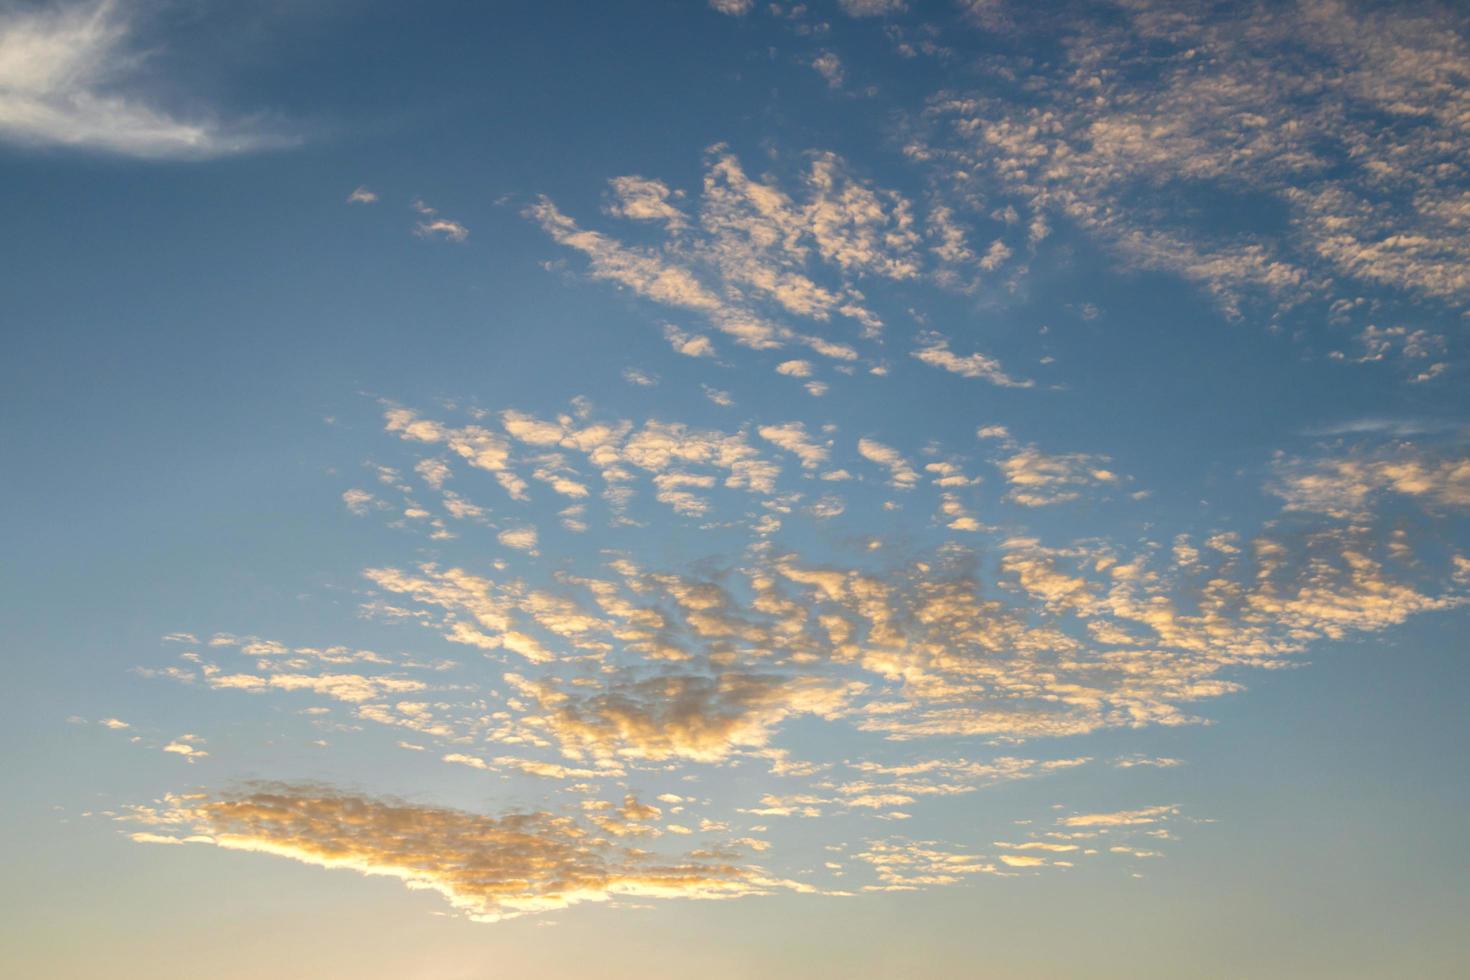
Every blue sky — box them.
[3,1,1469,976]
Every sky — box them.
[2,0,1469,976]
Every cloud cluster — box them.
[530,147,1025,387]
[911,0,1470,315]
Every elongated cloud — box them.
[509,669,865,763]
[0,1,287,157]
[911,332,1031,388]
[127,785,775,921]
[758,422,830,469]
[1271,446,1470,518]
[858,437,919,489]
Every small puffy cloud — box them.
[607,176,686,228]
[621,367,659,387]
[162,737,208,761]
[347,186,378,204]
[663,324,717,358]
[341,489,377,516]
[412,199,469,241]
[776,360,813,378]
[498,526,539,553]
[708,0,753,14]
[812,52,845,90]
[415,458,452,490]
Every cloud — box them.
[443,753,615,780]
[529,147,925,363]
[0,0,287,158]
[341,488,377,516]
[125,392,1470,916]
[1271,445,1470,518]
[996,445,1125,507]
[663,324,717,358]
[162,737,207,760]
[910,331,1032,387]
[854,839,998,890]
[915,0,1470,313]
[509,669,865,764]
[415,218,468,241]
[758,422,830,469]
[498,526,540,552]
[606,176,686,229]
[621,367,659,387]
[858,438,919,489]
[708,0,754,15]
[347,186,378,204]
[204,668,425,705]
[776,359,812,377]
[127,784,782,922]
[1059,805,1178,828]
[383,407,522,497]
[812,52,845,90]
[839,0,907,16]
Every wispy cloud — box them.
[0,0,289,158]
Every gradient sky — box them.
[3,1,1469,977]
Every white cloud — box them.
[0,1,287,158]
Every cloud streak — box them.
[0,0,288,158]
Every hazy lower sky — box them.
[3,1,1469,977]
